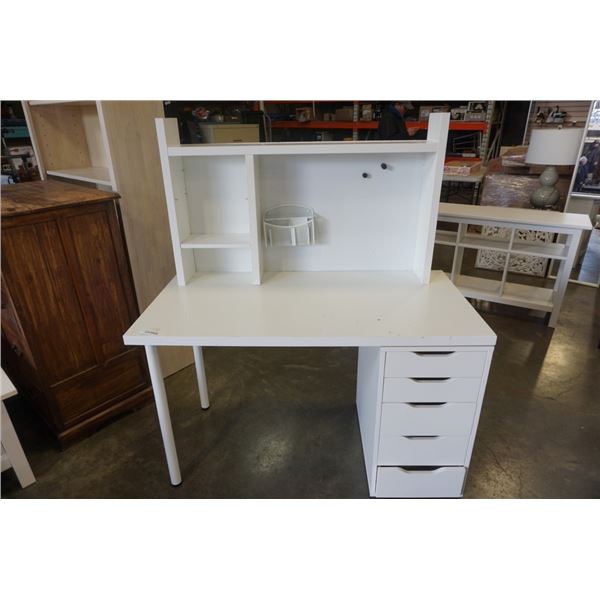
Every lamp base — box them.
[530,166,560,209]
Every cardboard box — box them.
[296,107,314,122]
[335,107,354,122]
[443,161,482,176]
[418,105,450,120]
[451,107,467,120]
[7,145,37,169]
[315,131,334,141]
[467,101,488,112]
[464,102,488,121]
[360,104,373,121]
[464,111,487,122]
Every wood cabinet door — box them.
[2,216,98,384]
[57,202,139,363]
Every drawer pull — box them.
[413,351,454,357]
[407,402,447,407]
[397,466,442,472]
[404,435,440,440]
[410,377,450,383]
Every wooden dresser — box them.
[1,180,152,446]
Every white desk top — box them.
[438,202,593,231]
[1,369,17,402]
[124,271,496,348]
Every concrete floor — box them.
[573,227,600,284]
[2,269,599,498]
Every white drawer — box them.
[380,403,476,436]
[384,350,487,378]
[382,377,481,404]
[378,435,469,466]
[375,466,466,498]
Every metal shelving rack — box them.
[264,100,505,165]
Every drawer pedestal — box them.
[356,346,493,498]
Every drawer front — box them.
[380,403,476,436]
[375,466,466,498]
[384,350,487,378]
[378,435,469,466]
[383,377,481,404]
[52,350,148,425]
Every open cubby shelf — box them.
[180,233,251,249]
[156,115,450,287]
[45,166,112,187]
[455,275,554,311]
[435,203,592,326]
[434,231,458,246]
[451,232,568,259]
[24,101,114,187]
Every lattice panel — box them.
[475,226,551,276]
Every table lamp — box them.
[525,127,583,209]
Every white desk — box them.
[124,271,496,497]
[124,115,496,498]
[1,369,35,488]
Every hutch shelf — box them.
[156,115,448,288]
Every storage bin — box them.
[263,205,315,247]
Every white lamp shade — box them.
[526,128,583,166]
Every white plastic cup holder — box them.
[263,204,315,247]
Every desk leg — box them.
[145,346,182,486]
[193,346,210,409]
[549,230,581,328]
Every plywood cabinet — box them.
[22,101,192,376]
[1,181,152,445]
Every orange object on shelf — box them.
[271,121,359,130]
[406,121,488,132]
[444,161,483,175]
[270,120,488,132]
[444,156,481,163]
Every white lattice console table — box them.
[435,203,592,327]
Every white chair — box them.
[1,369,35,488]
